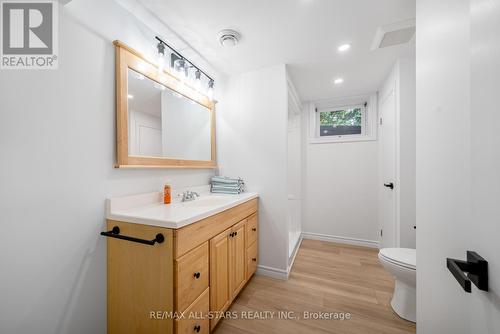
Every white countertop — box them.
[106,188,258,229]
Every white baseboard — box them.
[301,232,379,249]
[256,236,303,281]
[256,265,289,280]
[288,236,302,272]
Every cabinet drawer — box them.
[245,213,258,247]
[175,288,209,334]
[175,242,209,311]
[246,241,258,279]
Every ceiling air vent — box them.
[371,19,415,50]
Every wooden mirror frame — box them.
[114,40,217,169]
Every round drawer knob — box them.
[194,325,201,332]
[252,258,257,262]
[252,228,256,231]
[193,272,201,279]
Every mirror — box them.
[127,69,212,161]
[114,41,216,168]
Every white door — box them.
[417,0,500,332]
[379,88,397,248]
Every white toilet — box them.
[378,248,416,322]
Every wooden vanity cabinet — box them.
[106,198,258,334]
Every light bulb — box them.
[174,59,187,82]
[158,56,165,73]
[157,41,166,73]
[194,69,202,90]
[207,79,215,100]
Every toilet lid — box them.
[379,248,416,270]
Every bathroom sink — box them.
[180,196,231,208]
[106,191,258,228]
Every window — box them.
[308,95,377,143]
[319,107,363,137]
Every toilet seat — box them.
[379,248,416,270]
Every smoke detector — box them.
[371,19,415,50]
[218,29,241,47]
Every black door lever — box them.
[383,182,394,190]
[447,251,488,293]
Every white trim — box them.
[301,232,379,249]
[256,237,303,281]
[256,265,289,280]
[308,93,378,144]
[287,75,302,116]
[288,236,302,272]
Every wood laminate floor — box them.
[214,239,416,334]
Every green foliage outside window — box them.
[320,108,362,126]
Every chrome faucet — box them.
[181,190,200,202]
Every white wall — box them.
[217,65,289,277]
[301,101,380,246]
[378,55,416,249]
[0,1,215,333]
[416,0,471,332]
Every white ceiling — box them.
[136,0,415,101]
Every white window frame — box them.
[308,94,377,144]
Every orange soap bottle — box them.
[163,185,171,204]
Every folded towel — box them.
[211,176,244,185]
[211,176,245,194]
[211,185,243,191]
[211,181,239,187]
[211,189,242,195]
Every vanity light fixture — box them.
[337,43,351,52]
[334,78,344,85]
[155,36,215,100]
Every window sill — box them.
[308,135,377,144]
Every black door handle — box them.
[447,251,488,293]
[383,182,394,190]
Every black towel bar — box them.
[447,251,488,293]
[100,226,164,246]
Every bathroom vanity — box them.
[104,192,259,334]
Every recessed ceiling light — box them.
[127,94,134,99]
[334,78,344,85]
[338,44,351,52]
[218,29,241,47]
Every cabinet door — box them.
[230,220,247,299]
[209,228,231,323]
[245,213,258,246]
[246,240,258,280]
